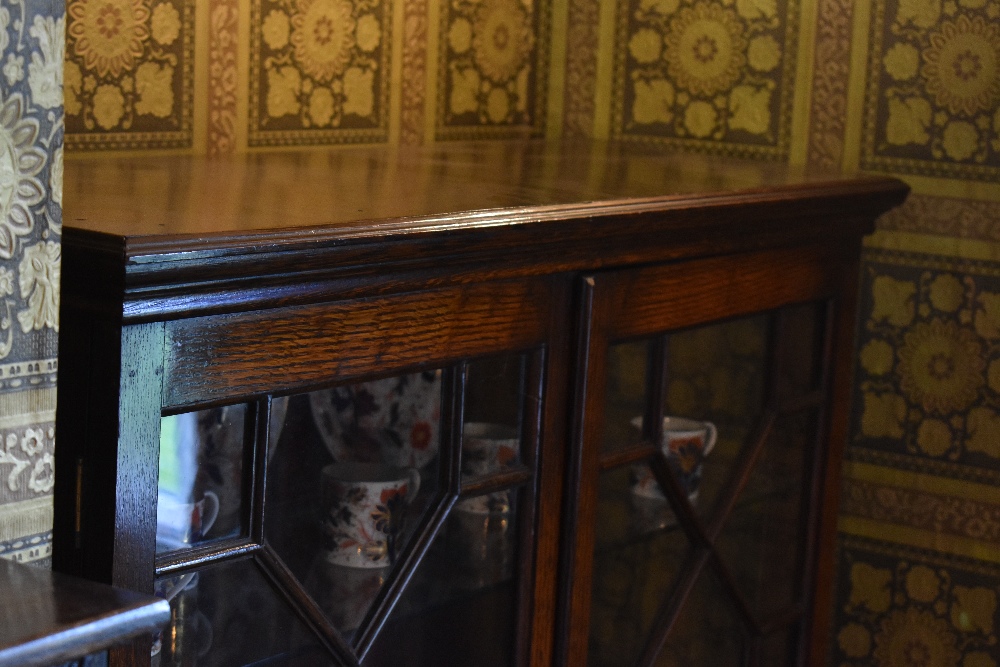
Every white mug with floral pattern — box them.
[320,463,421,568]
[630,415,717,501]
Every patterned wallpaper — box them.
[2,0,993,659]
[0,0,62,565]
[63,0,551,151]
[565,0,1000,658]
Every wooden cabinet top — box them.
[63,139,908,320]
[0,558,169,667]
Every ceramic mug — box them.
[630,416,717,500]
[456,422,519,513]
[320,462,421,568]
[156,490,220,548]
[309,372,441,469]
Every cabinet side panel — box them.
[806,254,863,667]
[53,303,101,579]
[164,279,555,408]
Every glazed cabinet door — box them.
[562,244,861,667]
[59,275,571,667]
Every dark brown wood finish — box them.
[561,239,882,665]
[55,139,908,667]
[0,558,169,667]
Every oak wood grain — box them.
[163,278,557,409]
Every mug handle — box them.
[405,469,421,503]
[702,421,718,457]
[200,490,220,537]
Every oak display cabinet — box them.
[53,140,908,667]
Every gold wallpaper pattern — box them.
[562,0,598,135]
[435,0,548,137]
[860,0,999,181]
[610,0,799,158]
[832,536,1000,666]
[852,248,1000,471]
[65,0,194,149]
[248,0,392,145]
[400,0,428,143]
[805,0,851,168]
[208,0,239,154]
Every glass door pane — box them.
[363,488,523,667]
[588,464,692,667]
[157,403,252,555]
[265,370,445,643]
[153,558,335,667]
[588,301,829,666]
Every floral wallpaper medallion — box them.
[65,0,194,149]
[850,248,1000,478]
[610,0,798,158]
[436,0,548,139]
[831,536,1000,666]
[860,0,1000,181]
[249,0,391,146]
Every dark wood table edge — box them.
[0,560,170,667]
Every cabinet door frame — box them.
[55,274,574,667]
[560,242,864,666]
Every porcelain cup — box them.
[456,422,519,513]
[156,490,219,548]
[320,462,420,568]
[630,416,717,500]
[309,373,441,469]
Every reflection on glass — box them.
[663,316,769,520]
[656,567,748,666]
[715,412,814,621]
[465,354,525,430]
[157,404,247,554]
[603,340,650,453]
[364,488,521,667]
[462,354,527,508]
[307,371,442,468]
[265,370,443,643]
[460,421,520,501]
[153,559,334,667]
[589,466,691,667]
[775,303,825,401]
